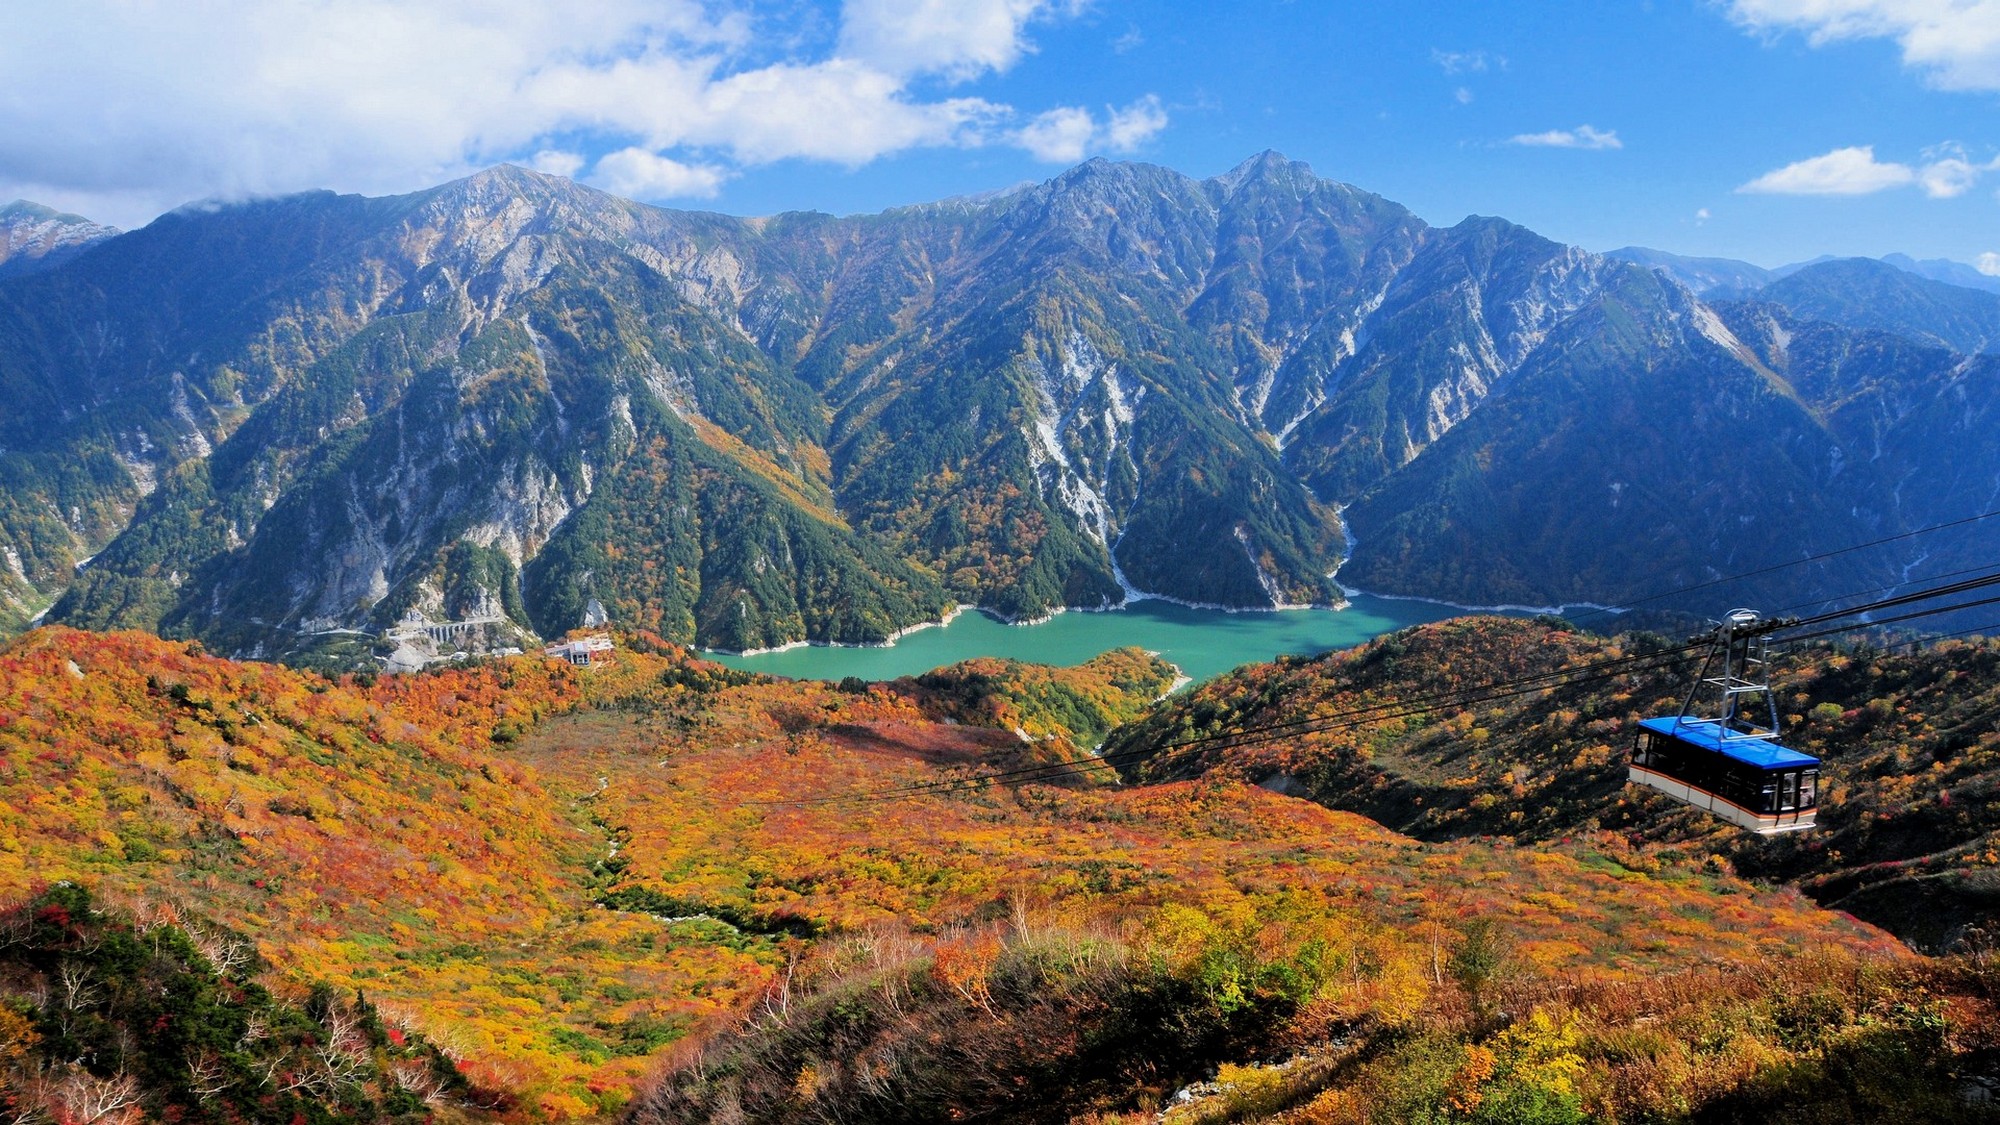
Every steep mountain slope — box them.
[1333,270,1905,609]
[8,159,1398,652]
[7,157,2000,657]
[1284,216,1629,502]
[11,171,953,653]
[817,159,1342,615]
[1715,300,2000,591]
[0,199,117,277]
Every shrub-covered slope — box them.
[504,643,1959,1124]
[0,628,785,1116]
[894,645,1179,750]
[0,884,472,1125]
[11,623,2000,1123]
[1107,616,2000,949]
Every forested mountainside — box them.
[5,156,2000,657]
[8,625,2000,1123]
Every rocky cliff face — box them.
[5,157,1999,657]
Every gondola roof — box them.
[1637,717,1819,770]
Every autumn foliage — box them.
[1107,616,2000,949]
[8,620,2000,1122]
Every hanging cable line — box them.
[1561,506,2000,626]
[752,643,1704,808]
[750,567,2000,809]
[1768,562,2000,620]
[1780,569,2000,634]
[1889,621,2000,651]
[746,636,1706,808]
[1782,592,2000,647]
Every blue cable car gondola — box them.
[1629,610,1820,833]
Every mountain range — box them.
[3,156,1998,658]
[1608,244,2000,298]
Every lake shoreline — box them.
[704,593,1507,687]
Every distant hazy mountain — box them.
[0,200,117,277]
[3,157,1997,658]
[1750,258,2000,355]
[1881,253,2000,295]
[1605,246,1774,294]
[1613,243,2000,301]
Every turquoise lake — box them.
[704,593,1497,685]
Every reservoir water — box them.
[704,593,1496,685]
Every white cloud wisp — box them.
[1727,0,2000,92]
[1740,146,1917,194]
[1740,144,1999,196]
[1014,96,1168,163]
[1508,125,1623,150]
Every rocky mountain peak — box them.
[0,199,119,278]
[1208,149,1318,195]
[5,154,2000,655]
[413,163,627,228]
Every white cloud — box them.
[529,150,586,179]
[677,60,1003,164]
[1014,96,1168,163]
[1739,143,2000,197]
[1912,145,2000,197]
[1696,207,1712,223]
[1455,87,1474,105]
[1103,96,1169,151]
[593,149,729,199]
[1508,125,1623,150]
[838,0,1059,79]
[1017,107,1098,163]
[1726,0,2000,91]
[1979,251,2000,276]
[1738,145,1916,193]
[1920,156,1981,197]
[0,0,1157,225]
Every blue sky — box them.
[2,1,1994,270]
